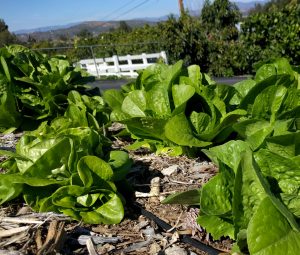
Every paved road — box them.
[87,76,250,92]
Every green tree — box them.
[240,0,300,69]
[198,0,243,76]
[118,21,132,33]
[201,0,241,40]
[158,14,209,69]
[77,28,93,39]
[27,35,37,44]
[0,19,17,47]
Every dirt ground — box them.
[0,134,233,255]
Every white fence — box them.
[77,51,168,78]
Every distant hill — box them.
[14,22,83,34]
[16,19,158,42]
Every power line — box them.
[79,0,153,33]
[100,0,140,21]
[111,0,152,20]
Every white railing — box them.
[77,51,168,78]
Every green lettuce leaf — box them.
[233,119,274,150]
[172,84,195,109]
[233,151,271,235]
[254,149,300,195]
[200,162,234,216]
[108,150,132,181]
[165,113,212,147]
[121,90,147,117]
[197,215,234,240]
[161,189,200,205]
[202,140,250,173]
[247,197,300,255]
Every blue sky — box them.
[1,0,264,32]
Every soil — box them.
[0,133,233,255]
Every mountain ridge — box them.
[16,19,159,41]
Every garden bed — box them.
[0,133,231,255]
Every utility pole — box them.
[178,0,184,16]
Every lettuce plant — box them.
[0,123,132,224]
[0,45,96,132]
[104,61,246,155]
[163,59,300,254]
[232,58,300,150]
[0,89,129,224]
[199,135,300,254]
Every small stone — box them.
[149,242,161,254]
[16,206,32,215]
[189,173,210,179]
[161,165,179,176]
[133,218,149,231]
[97,243,115,254]
[165,245,187,255]
[190,162,211,172]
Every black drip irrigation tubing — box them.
[132,203,221,255]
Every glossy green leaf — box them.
[172,84,195,108]
[231,79,256,103]
[202,140,250,173]
[108,151,132,181]
[247,197,300,255]
[274,58,295,76]
[197,215,234,240]
[0,56,11,82]
[0,174,23,204]
[213,84,237,106]
[121,90,147,117]
[187,65,202,87]
[154,144,184,156]
[146,84,171,117]
[164,60,183,87]
[197,109,247,142]
[124,117,168,141]
[65,103,88,127]
[277,88,300,119]
[16,137,72,178]
[103,89,128,121]
[0,74,21,130]
[200,163,234,216]
[255,64,276,83]
[80,192,124,224]
[78,156,113,182]
[281,193,300,218]
[23,185,59,212]
[165,113,212,147]
[265,132,300,158]
[251,85,287,123]
[233,151,270,234]
[162,189,200,205]
[254,149,300,195]
[233,119,274,150]
[239,75,292,110]
[52,185,85,208]
[190,111,211,134]
[77,193,99,207]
